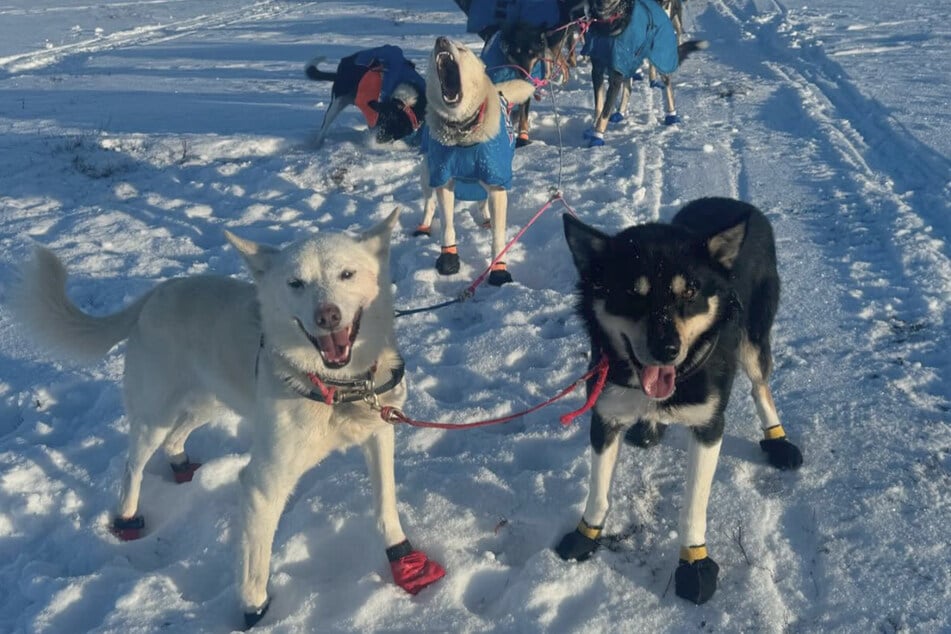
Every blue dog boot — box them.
[244,598,271,630]
[675,546,719,605]
[608,112,624,124]
[663,112,681,125]
[582,127,596,140]
[587,131,605,148]
[650,78,665,89]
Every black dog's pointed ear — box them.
[706,220,747,269]
[367,100,382,112]
[563,213,610,277]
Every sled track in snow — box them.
[0,1,286,74]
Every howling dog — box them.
[7,210,445,628]
[306,45,427,146]
[582,0,706,146]
[416,37,535,286]
[556,197,803,604]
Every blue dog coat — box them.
[421,97,516,202]
[581,0,679,77]
[466,0,563,35]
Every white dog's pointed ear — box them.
[563,213,609,278]
[706,220,747,269]
[360,207,400,256]
[224,230,279,277]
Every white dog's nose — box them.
[316,303,341,330]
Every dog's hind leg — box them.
[555,411,622,561]
[740,273,802,470]
[485,186,512,285]
[113,419,167,540]
[161,400,213,483]
[674,430,723,604]
[515,100,531,147]
[362,426,445,594]
[434,184,461,275]
[314,94,352,146]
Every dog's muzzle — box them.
[434,38,461,105]
[296,308,362,369]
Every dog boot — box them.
[674,545,719,604]
[624,421,667,448]
[244,598,271,630]
[170,455,201,483]
[663,111,681,125]
[515,131,531,147]
[554,519,601,561]
[759,425,803,470]
[650,78,665,89]
[587,130,605,147]
[487,262,513,286]
[387,540,446,595]
[112,515,145,541]
[412,224,431,237]
[435,246,460,275]
[608,112,624,124]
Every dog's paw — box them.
[663,113,681,126]
[675,556,719,605]
[435,252,460,275]
[608,112,624,124]
[388,541,446,595]
[760,437,803,470]
[623,421,666,448]
[412,224,431,237]
[170,459,201,483]
[650,78,665,89]
[243,598,271,630]
[516,132,531,147]
[111,515,145,541]
[554,526,600,561]
[487,268,513,286]
[587,136,605,148]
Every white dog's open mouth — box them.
[296,308,362,369]
[434,38,461,105]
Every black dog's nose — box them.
[648,339,680,365]
[316,303,341,330]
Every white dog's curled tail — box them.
[8,245,151,363]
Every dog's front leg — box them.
[362,425,445,595]
[434,183,461,275]
[594,72,624,135]
[555,411,622,561]
[674,430,723,605]
[415,161,437,237]
[485,186,512,286]
[238,435,327,627]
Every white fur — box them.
[8,209,414,614]
[418,38,535,277]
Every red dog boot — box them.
[170,457,201,483]
[386,540,445,595]
[112,515,145,541]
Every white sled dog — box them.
[417,36,536,286]
[7,209,445,628]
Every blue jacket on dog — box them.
[466,0,563,35]
[353,45,425,101]
[421,97,516,202]
[582,0,679,77]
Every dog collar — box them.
[295,362,405,406]
[675,333,719,382]
[445,98,488,136]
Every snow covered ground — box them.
[1,1,949,632]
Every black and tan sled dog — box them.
[556,197,803,604]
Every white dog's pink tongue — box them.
[317,328,352,365]
[639,365,676,399]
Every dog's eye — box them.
[682,286,697,301]
[287,278,304,290]
[340,270,355,281]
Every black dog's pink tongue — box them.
[317,328,352,365]
[639,365,676,399]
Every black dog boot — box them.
[111,515,145,541]
[412,224,431,237]
[244,598,271,630]
[487,262,512,286]
[515,131,531,147]
[554,519,601,561]
[759,425,803,470]
[674,545,719,605]
[624,421,667,448]
[435,246,460,275]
